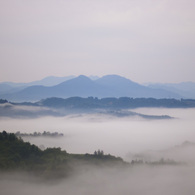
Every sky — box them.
[0,0,195,83]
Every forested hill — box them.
[0,131,125,179]
[1,98,195,118]
[37,97,195,109]
[2,97,195,109]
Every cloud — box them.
[1,107,195,194]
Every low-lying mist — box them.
[1,108,195,194]
[1,108,195,157]
[1,163,195,195]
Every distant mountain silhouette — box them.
[94,75,180,99]
[0,83,26,95]
[0,75,75,89]
[95,75,151,97]
[147,82,195,99]
[0,83,15,94]
[0,76,76,97]
[0,75,181,102]
[29,75,75,86]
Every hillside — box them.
[38,97,195,109]
[1,97,195,119]
[0,131,125,179]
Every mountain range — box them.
[0,75,194,102]
[147,82,195,99]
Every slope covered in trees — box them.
[38,97,195,109]
[0,131,125,179]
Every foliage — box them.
[0,131,125,179]
[0,99,8,104]
[38,97,195,109]
[15,131,64,137]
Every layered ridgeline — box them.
[1,97,195,119]
[0,75,185,102]
[147,82,195,99]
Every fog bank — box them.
[1,108,195,194]
[1,164,195,195]
[0,108,195,158]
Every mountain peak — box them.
[77,75,91,80]
[100,74,128,80]
[55,75,93,88]
[96,74,139,87]
[0,74,183,101]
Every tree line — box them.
[0,131,124,179]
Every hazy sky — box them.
[0,0,195,83]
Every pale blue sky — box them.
[0,0,195,83]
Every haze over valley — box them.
[1,0,195,194]
[1,74,195,195]
[1,108,195,195]
[1,76,195,195]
